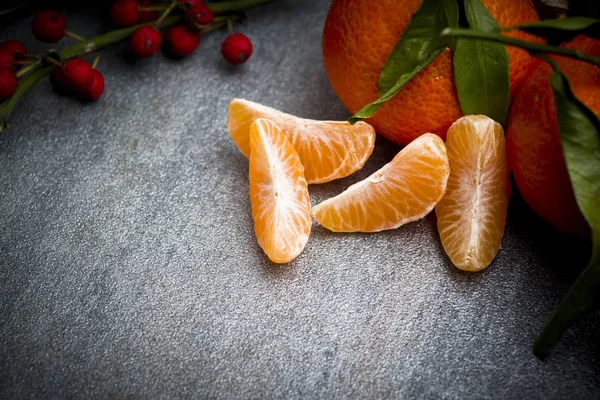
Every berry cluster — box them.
[0,0,255,104]
[51,58,105,101]
[33,9,105,101]
[112,0,253,62]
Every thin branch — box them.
[440,28,600,67]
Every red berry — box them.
[0,69,17,100]
[0,40,27,61]
[129,26,162,58]
[221,33,253,65]
[78,69,104,101]
[166,25,200,58]
[0,51,15,71]
[32,10,67,43]
[177,0,202,9]
[110,0,141,27]
[185,4,213,31]
[62,58,95,90]
[138,0,159,22]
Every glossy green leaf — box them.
[533,70,600,359]
[348,49,445,124]
[349,0,458,124]
[453,0,509,126]
[378,0,459,95]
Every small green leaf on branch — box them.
[453,0,509,126]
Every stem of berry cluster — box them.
[64,31,87,42]
[207,17,233,34]
[15,59,41,78]
[61,15,181,59]
[209,0,276,14]
[44,57,62,67]
[92,53,101,69]
[155,1,178,27]
[139,5,169,12]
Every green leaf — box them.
[349,0,458,124]
[533,69,600,359]
[378,0,459,95]
[453,0,510,126]
[348,49,445,124]
[442,0,461,49]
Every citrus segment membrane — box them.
[248,118,312,263]
[228,98,376,184]
[313,133,450,232]
[436,115,511,272]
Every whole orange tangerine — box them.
[506,35,600,236]
[322,0,542,146]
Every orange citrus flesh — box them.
[249,118,312,264]
[312,133,449,232]
[228,98,376,184]
[435,115,511,272]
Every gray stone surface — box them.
[1,1,599,399]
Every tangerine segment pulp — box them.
[312,133,449,232]
[435,115,511,272]
[249,118,312,264]
[228,98,376,184]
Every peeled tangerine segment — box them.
[313,133,450,232]
[228,98,376,184]
[249,118,312,264]
[435,115,511,272]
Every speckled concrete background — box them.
[0,1,599,398]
